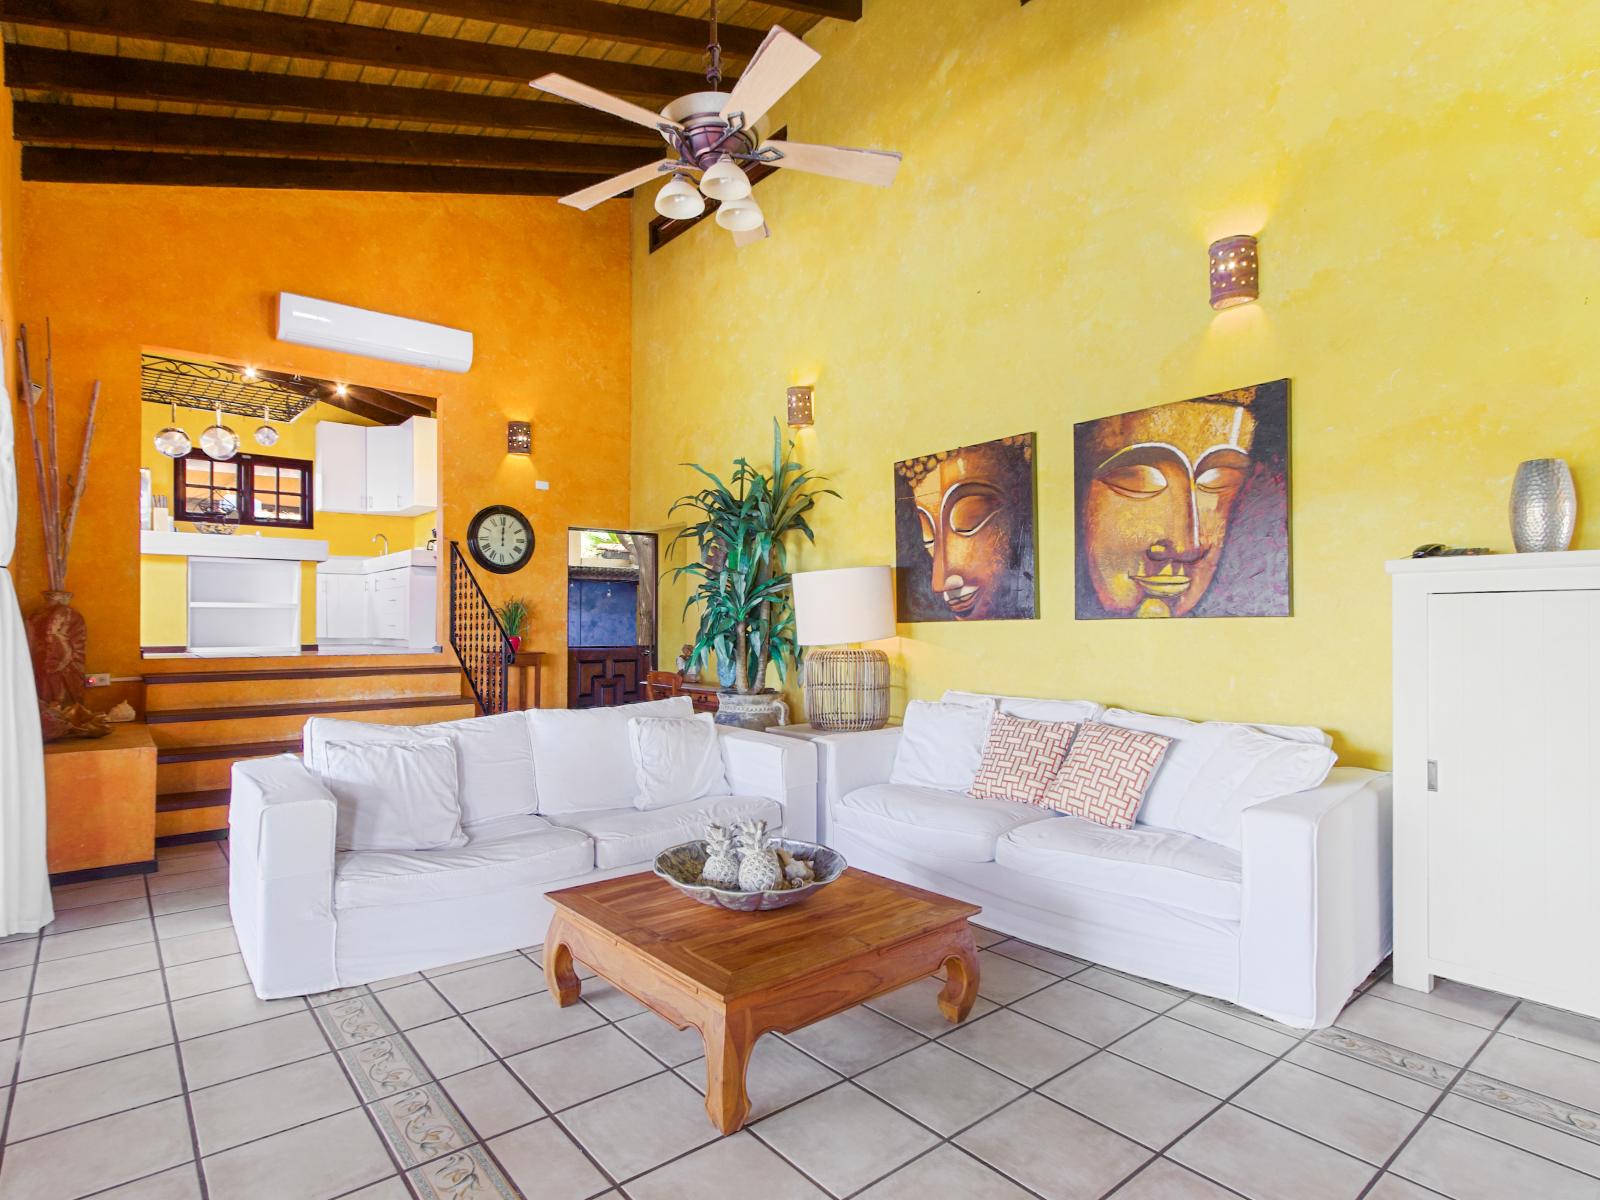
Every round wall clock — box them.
[467,505,534,574]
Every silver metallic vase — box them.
[1510,458,1576,553]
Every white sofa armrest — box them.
[810,727,902,840]
[229,755,341,999]
[1238,767,1394,1028]
[717,728,819,842]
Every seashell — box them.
[108,701,136,723]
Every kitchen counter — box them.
[317,549,438,575]
[141,530,329,562]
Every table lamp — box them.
[791,566,895,731]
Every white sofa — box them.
[228,700,817,999]
[814,694,1392,1028]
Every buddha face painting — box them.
[894,434,1037,622]
[1074,380,1290,619]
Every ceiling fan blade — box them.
[763,139,902,187]
[720,28,820,128]
[559,161,674,211]
[530,74,679,132]
[732,221,770,248]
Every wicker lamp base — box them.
[803,648,890,732]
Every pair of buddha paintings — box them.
[891,378,1291,622]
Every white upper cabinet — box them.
[315,416,437,517]
[313,420,367,514]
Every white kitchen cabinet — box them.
[315,416,437,517]
[313,420,367,514]
[317,573,371,640]
[1388,550,1600,1020]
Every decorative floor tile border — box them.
[316,994,400,1049]
[341,1035,434,1101]
[407,1143,521,1200]
[370,1082,475,1168]
[1456,1072,1600,1145]
[1310,1027,1457,1089]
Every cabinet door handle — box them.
[1426,760,1439,792]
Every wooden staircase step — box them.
[141,651,455,676]
[157,788,230,813]
[157,738,303,765]
[147,695,473,724]
[155,788,233,841]
[145,664,465,712]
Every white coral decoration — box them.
[700,823,741,889]
[735,819,782,893]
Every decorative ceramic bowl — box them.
[653,839,847,912]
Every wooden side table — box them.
[509,650,544,710]
[44,722,158,882]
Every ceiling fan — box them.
[530,2,901,245]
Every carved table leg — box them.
[700,1011,755,1134]
[938,935,980,1023]
[544,937,581,1007]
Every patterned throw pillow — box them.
[1042,720,1173,828]
[968,713,1079,807]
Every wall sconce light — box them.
[787,385,815,428]
[1209,234,1259,309]
[507,421,532,455]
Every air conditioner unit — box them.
[275,292,474,374]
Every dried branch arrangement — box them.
[16,322,99,593]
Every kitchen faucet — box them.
[372,533,389,556]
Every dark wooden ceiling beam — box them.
[2,47,659,144]
[763,0,860,17]
[22,147,603,196]
[336,383,436,419]
[11,103,654,174]
[373,1,767,60]
[0,0,707,100]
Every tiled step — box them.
[146,696,477,748]
[145,663,464,711]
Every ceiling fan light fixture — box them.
[715,195,765,233]
[699,155,751,202]
[654,172,706,220]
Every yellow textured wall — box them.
[137,400,436,647]
[632,0,1600,768]
[16,185,631,703]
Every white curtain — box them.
[1,335,53,935]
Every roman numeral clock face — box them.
[468,505,534,574]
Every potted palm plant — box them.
[670,421,835,730]
[496,596,530,652]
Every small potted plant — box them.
[497,597,530,652]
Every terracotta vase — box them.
[26,590,88,706]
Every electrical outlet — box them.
[535,480,550,491]
[85,672,111,688]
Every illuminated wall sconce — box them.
[787,385,815,428]
[507,421,532,455]
[1208,234,1259,309]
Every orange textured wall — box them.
[14,184,631,703]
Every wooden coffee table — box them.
[542,867,982,1133]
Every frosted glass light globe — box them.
[715,196,764,233]
[699,155,751,202]
[654,173,706,220]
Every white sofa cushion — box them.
[889,698,996,792]
[303,712,536,829]
[549,795,780,870]
[319,737,467,852]
[527,697,693,814]
[944,690,1103,725]
[334,814,592,910]
[1185,725,1338,850]
[833,783,1053,863]
[630,714,730,810]
[996,816,1243,921]
[1102,708,1334,845]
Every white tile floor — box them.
[3,841,1600,1200]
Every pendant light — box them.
[253,403,279,447]
[699,155,751,202]
[199,404,240,461]
[153,399,192,459]
[654,173,706,220]
[715,195,765,233]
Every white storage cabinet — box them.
[1388,550,1600,1019]
[314,416,437,517]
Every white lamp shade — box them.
[714,196,764,233]
[792,566,895,646]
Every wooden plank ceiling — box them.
[0,0,856,195]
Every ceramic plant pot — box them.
[26,590,88,707]
[1510,458,1576,553]
[714,689,790,731]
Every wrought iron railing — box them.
[449,541,513,714]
